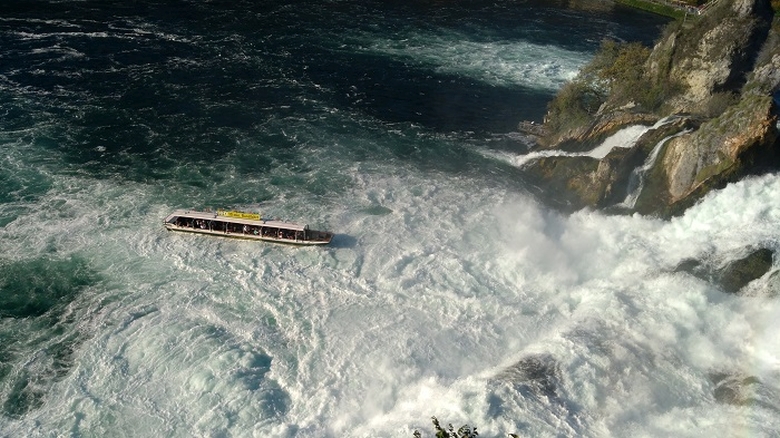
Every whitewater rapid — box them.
[1,2,777,437]
[3,143,779,437]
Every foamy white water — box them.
[2,146,779,436]
[2,2,772,437]
[620,128,692,208]
[357,31,586,90]
[489,117,681,169]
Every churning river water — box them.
[1,1,779,437]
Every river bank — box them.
[616,0,705,19]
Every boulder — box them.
[663,0,775,113]
[526,0,780,218]
[710,371,761,405]
[674,247,775,294]
[638,93,779,216]
[718,247,774,293]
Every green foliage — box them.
[599,42,650,85]
[615,0,688,20]
[544,79,604,133]
[638,79,684,113]
[545,39,673,134]
[580,40,622,81]
[593,40,677,111]
[413,417,479,438]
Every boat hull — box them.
[163,210,333,245]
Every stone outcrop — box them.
[674,246,775,295]
[523,0,780,218]
[709,371,762,406]
[635,93,778,215]
[718,248,775,293]
[662,0,775,113]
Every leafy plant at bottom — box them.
[413,416,479,438]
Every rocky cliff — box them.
[523,0,780,218]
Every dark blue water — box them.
[0,0,667,178]
[12,3,779,438]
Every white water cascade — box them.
[491,116,678,169]
[620,128,692,209]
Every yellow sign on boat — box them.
[217,210,261,220]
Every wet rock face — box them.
[734,0,769,15]
[658,94,778,207]
[675,247,775,294]
[526,0,780,218]
[673,22,742,106]
[667,0,774,110]
[710,371,761,405]
[521,156,602,213]
[718,248,774,293]
[767,270,780,296]
[495,354,563,400]
[522,117,698,214]
[489,354,583,433]
[674,258,708,279]
[709,369,780,411]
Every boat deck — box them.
[163,210,333,245]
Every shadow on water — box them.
[328,234,358,249]
[0,0,559,184]
[0,0,669,191]
[0,255,100,419]
[304,52,554,134]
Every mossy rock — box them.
[718,248,774,293]
[710,371,761,406]
[521,156,603,212]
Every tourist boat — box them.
[163,209,333,245]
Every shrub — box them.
[545,40,658,133]
[413,417,479,438]
[545,79,604,132]
[599,42,651,86]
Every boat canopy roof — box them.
[169,209,309,232]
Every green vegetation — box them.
[590,41,653,102]
[413,417,480,438]
[616,0,691,19]
[544,39,679,134]
[544,79,604,134]
[621,0,780,20]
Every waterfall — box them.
[619,129,692,209]
[502,116,680,169]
